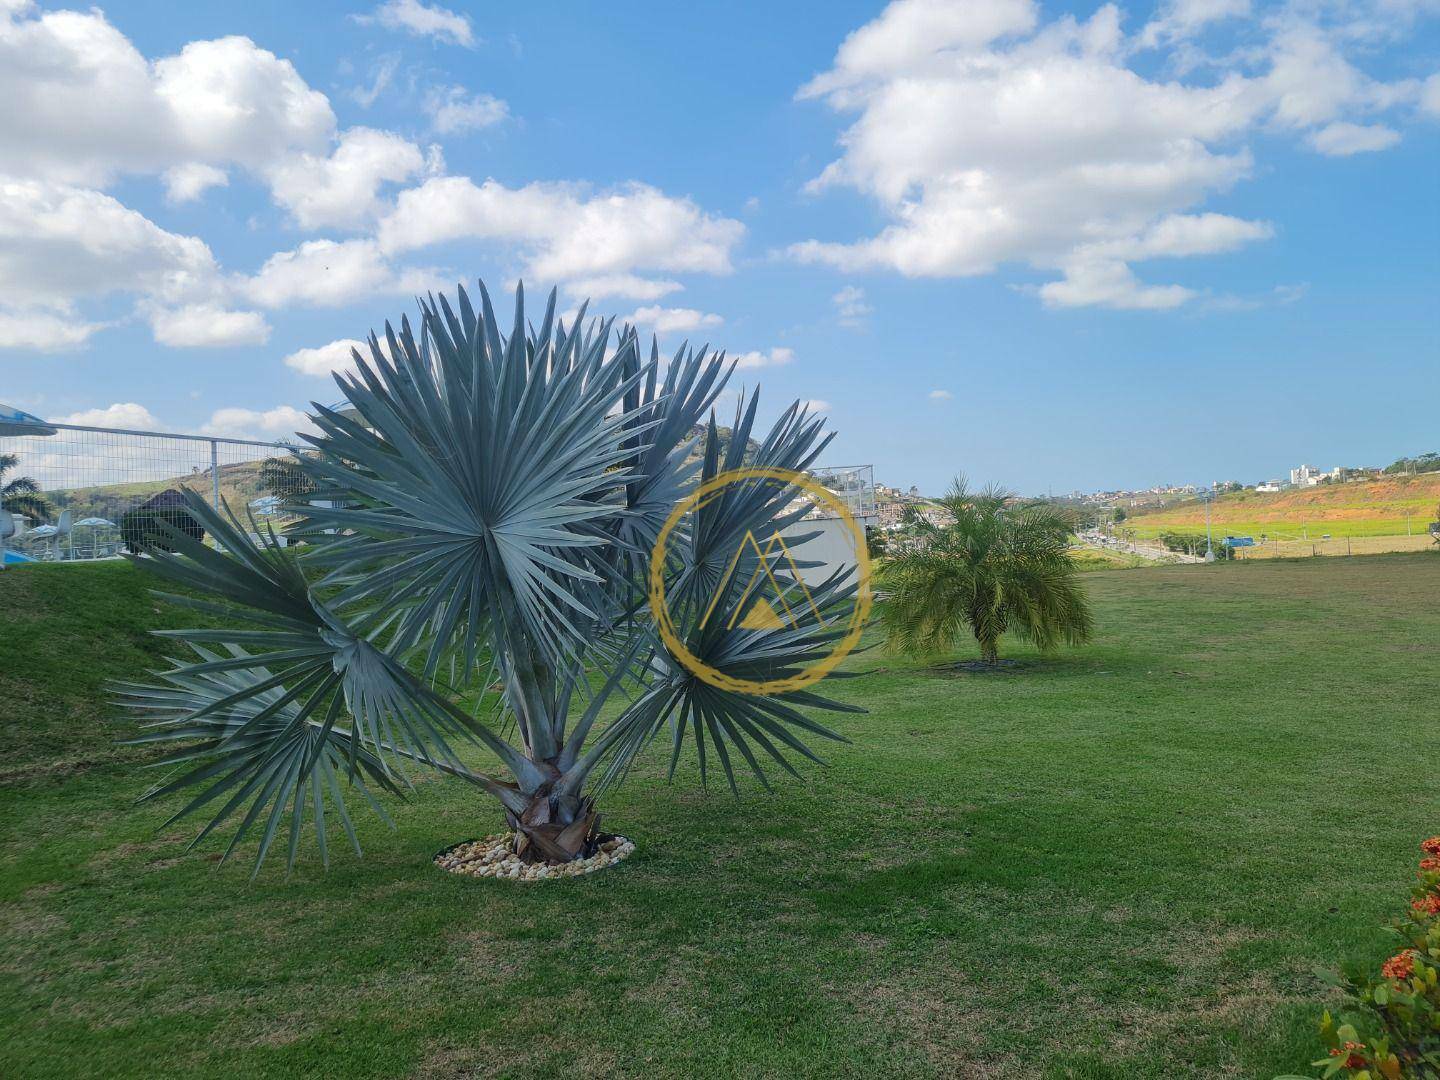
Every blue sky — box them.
[1,0,1436,494]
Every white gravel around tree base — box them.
[435,833,635,881]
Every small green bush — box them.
[119,491,205,553]
[1281,837,1440,1079]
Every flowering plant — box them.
[1282,838,1440,1079]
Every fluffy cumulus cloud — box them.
[378,177,745,293]
[792,0,1437,309]
[1306,121,1402,156]
[264,128,431,230]
[0,11,333,186]
[424,86,509,134]
[283,338,368,377]
[147,304,271,348]
[202,405,315,440]
[356,0,475,47]
[162,163,229,204]
[0,4,451,350]
[240,239,443,308]
[0,176,218,347]
[0,3,741,357]
[0,179,216,308]
[48,399,319,442]
[0,308,101,351]
[832,285,872,326]
[57,402,162,430]
[626,306,724,335]
[563,275,684,303]
[731,347,795,370]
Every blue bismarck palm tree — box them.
[115,281,864,874]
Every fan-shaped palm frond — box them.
[115,280,866,873]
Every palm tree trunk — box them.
[976,633,1000,664]
[505,782,601,863]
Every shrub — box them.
[119,489,205,553]
[1156,530,1233,559]
[1281,837,1440,1079]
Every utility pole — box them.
[1203,488,1215,562]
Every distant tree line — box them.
[1383,451,1440,475]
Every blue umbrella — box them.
[0,403,56,436]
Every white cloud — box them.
[1306,121,1402,156]
[351,53,400,108]
[792,0,1430,309]
[148,303,271,348]
[356,0,475,47]
[264,127,428,229]
[241,239,442,308]
[424,86,509,134]
[58,402,162,430]
[1038,261,1195,310]
[0,307,100,351]
[731,347,795,370]
[283,338,368,377]
[0,178,218,309]
[798,0,1038,100]
[564,275,684,302]
[1138,0,1250,48]
[928,389,953,400]
[626,306,724,335]
[203,405,315,440]
[378,177,744,284]
[163,163,229,203]
[1422,74,1440,117]
[832,284,872,326]
[0,8,334,187]
[800,398,832,413]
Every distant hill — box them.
[1123,472,1440,540]
[36,423,761,526]
[40,457,283,525]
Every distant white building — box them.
[1288,464,1342,487]
[1257,480,1284,493]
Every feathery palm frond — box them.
[880,476,1092,663]
[1,452,52,523]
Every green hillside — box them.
[1124,471,1440,540]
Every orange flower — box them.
[1330,1041,1367,1069]
[1422,836,1440,857]
[1381,951,1415,981]
[1412,893,1440,916]
[1421,857,1440,872]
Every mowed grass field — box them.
[3,555,1439,1078]
[1121,471,1440,542]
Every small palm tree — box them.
[0,452,51,523]
[880,479,1092,664]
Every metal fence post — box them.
[210,438,220,510]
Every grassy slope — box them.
[3,556,1439,1078]
[40,458,280,525]
[1122,472,1440,540]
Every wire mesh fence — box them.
[0,422,309,563]
[809,464,876,521]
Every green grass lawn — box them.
[3,555,1439,1078]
